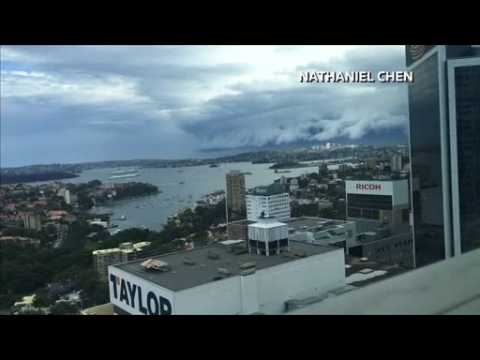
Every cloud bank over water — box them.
[1,45,407,166]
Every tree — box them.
[33,288,56,308]
[49,301,80,315]
[77,193,94,210]
[78,270,108,307]
[88,180,102,188]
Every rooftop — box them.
[113,241,339,292]
[81,303,114,315]
[249,218,287,229]
[290,248,480,315]
[286,217,352,233]
[345,178,408,183]
[248,183,288,196]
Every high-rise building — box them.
[64,189,71,205]
[226,170,246,216]
[391,154,404,173]
[345,180,410,234]
[406,45,480,267]
[366,159,377,170]
[246,183,290,222]
[318,163,328,176]
[21,212,42,231]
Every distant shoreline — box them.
[0,172,79,185]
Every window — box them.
[347,194,393,210]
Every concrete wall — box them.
[361,233,414,268]
[171,248,346,315]
[289,247,480,315]
[256,248,346,314]
[176,276,244,315]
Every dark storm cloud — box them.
[1,45,407,166]
[177,46,408,149]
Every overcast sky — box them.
[1,45,408,167]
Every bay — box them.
[63,162,320,231]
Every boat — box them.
[209,163,219,168]
[111,167,137,175]
[179,181,185,185]
[119,215,126,221]
[109,172,139,179]
[110,229,121,236]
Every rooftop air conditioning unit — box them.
[239,262,256,270]
[207,251,220,260]
[217,267,231,276]
[141,259,170,272]
[293,251,306,258]
[183,257,196,266]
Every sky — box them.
[1,45,409,167]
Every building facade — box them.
[21,212,42,231]
[246,183,290,222]
[93,242,151,281]
[391,154,404,173]
[227,219,255,240]
[406,45,480,267]
[226,170,246,216]
[345,180,410,234]
[350,232,414,268]
[107,240,346,315]
[247,217,289,256]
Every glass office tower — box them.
[406,45,480,267]
[448,57,480,254]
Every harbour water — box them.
[62,162,320,231]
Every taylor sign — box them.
[109,272,172,315]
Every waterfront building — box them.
[246,183,290,222]
[226,170,246,216]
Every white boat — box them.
[111,167,137,175]
[110,228,122,236]
[109,172,139,179]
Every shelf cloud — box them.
[1,45,407,166]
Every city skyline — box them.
[1,45,408,167]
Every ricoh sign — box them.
[108,267,173,315]
[355,183,382,191]
[346,181,393,196]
